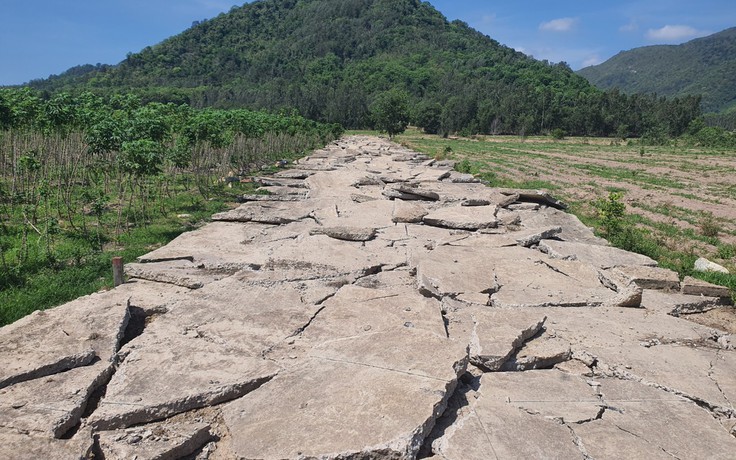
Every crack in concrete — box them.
[285,305,328,340]
[311,355,452,383]
[606,364,736,421]
[536,260,572,278]
[707,351,734,412]
[564,423,593,460]
[613,424,683,460]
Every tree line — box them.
[26,0,704,139]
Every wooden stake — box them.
[112,257,124,287]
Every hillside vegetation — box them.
[29,0,700,138]
[0,87,341,324]
[578,27,736,114]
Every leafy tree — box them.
[370,89,410,138]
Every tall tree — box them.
[370,89,410,138]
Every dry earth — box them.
[1,135,735,459]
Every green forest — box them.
[0,87,341,324]
[28,0,703,139]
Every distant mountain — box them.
[578,27,736,113]
[28,0,700,137]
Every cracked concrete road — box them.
[0,136,734,459]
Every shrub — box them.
[551,128,566,140]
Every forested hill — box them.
[29,0,700,137]
[578,27,736,113]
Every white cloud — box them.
[582,55,603,67]
[539,17,578,33]
[646,25,701,42]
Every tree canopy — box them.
[24,0,702,137]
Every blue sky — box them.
[1,0,735,85]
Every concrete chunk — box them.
[224,357,462,460]
[515,226,562,247]
[539,239,658,268]
[468,308,547,371]
[125,259,230,289]
[212,201,314,224]
[98,421,212,460]
[0,362,113,438]
[309,226,377,242]
[392,201,428,223]
[0,428,93,460]
[423,206,499,231]
[0,293,129,389]
[607,265,680,291]
[695,257,730,274]
[499,330,572,371]
[89,338,278,431]
[501,189,568,210]
[681,276,732,298]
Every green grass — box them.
[0,184,250,326]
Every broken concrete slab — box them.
[515,226,562,247]
[500,189,568,210]
[392,200,428,223]
[460,198,491,207]
[88,337,278,431]
[224,357,462,460]
[211,200,315,224]
[432,382,582,459]
[466,307,547,371]
[575,377,736,460]
[423,205,499,231]
[539,239,658,268]
[0,292,129,389]
[518,207,607,245]
[383,184,440,201]
[0,362,113,438]
[274,169,316,179]
[603,265,680,291]
[0,428,93,460]
[681,276,732,298]
[238,193,305,202]
[125,259,231,289]
[309,225,377,242]
[300,282,448,343]
[97,421,212,460]
[415,245,502,304]
[507,202,540,211]
[490,257,619,308]
[499,330,572,371]
[483,370,602,423]
[308,329,469,384]
[252,176,307,188]
[322,199,397,229]
[642,289,724,316]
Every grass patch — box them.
[0,190,235,326]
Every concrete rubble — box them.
[1,135,734,459]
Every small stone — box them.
[694,257,729,274]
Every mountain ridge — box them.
[578,27,736,113]
[27,0,700,137]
